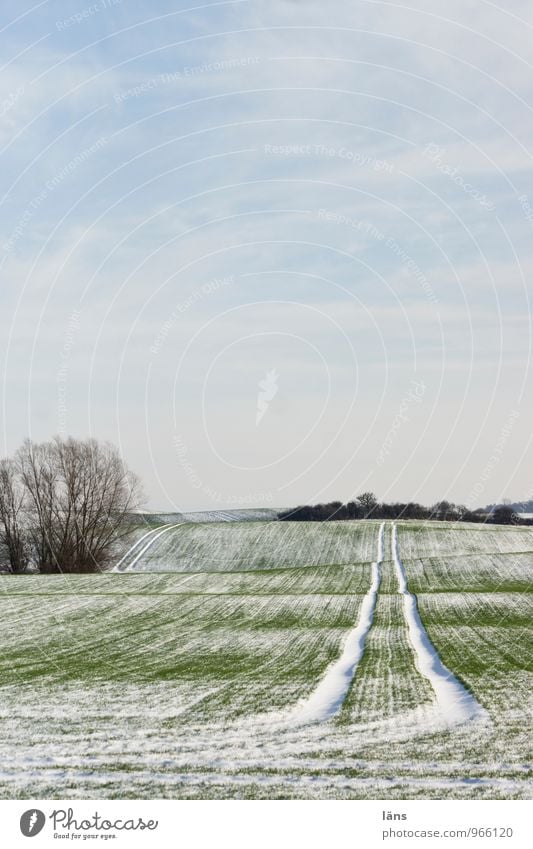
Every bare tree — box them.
[0,458,28,572]
[55,437,143,570]
[16,439,59,571]
[357,491,378,517]
[16,437,143,573]
[431,500,459,521]
[491,505,515,526]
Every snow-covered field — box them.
[0,520,531,799]
[115,517,379,572]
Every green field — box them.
[0,520,531,799]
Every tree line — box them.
[0,437,142,573]
[278,493,527,525]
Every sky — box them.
[0,0,532,511]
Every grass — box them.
[0,519,531,799]
[116,519,381,572]
[339,593,435,723]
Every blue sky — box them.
[1,0,532,510]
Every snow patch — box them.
[115,523,185,572]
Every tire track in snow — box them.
[116,524,185,572]
[290,522,385,724]
[392,523,486,725]
[113,524,172,572]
